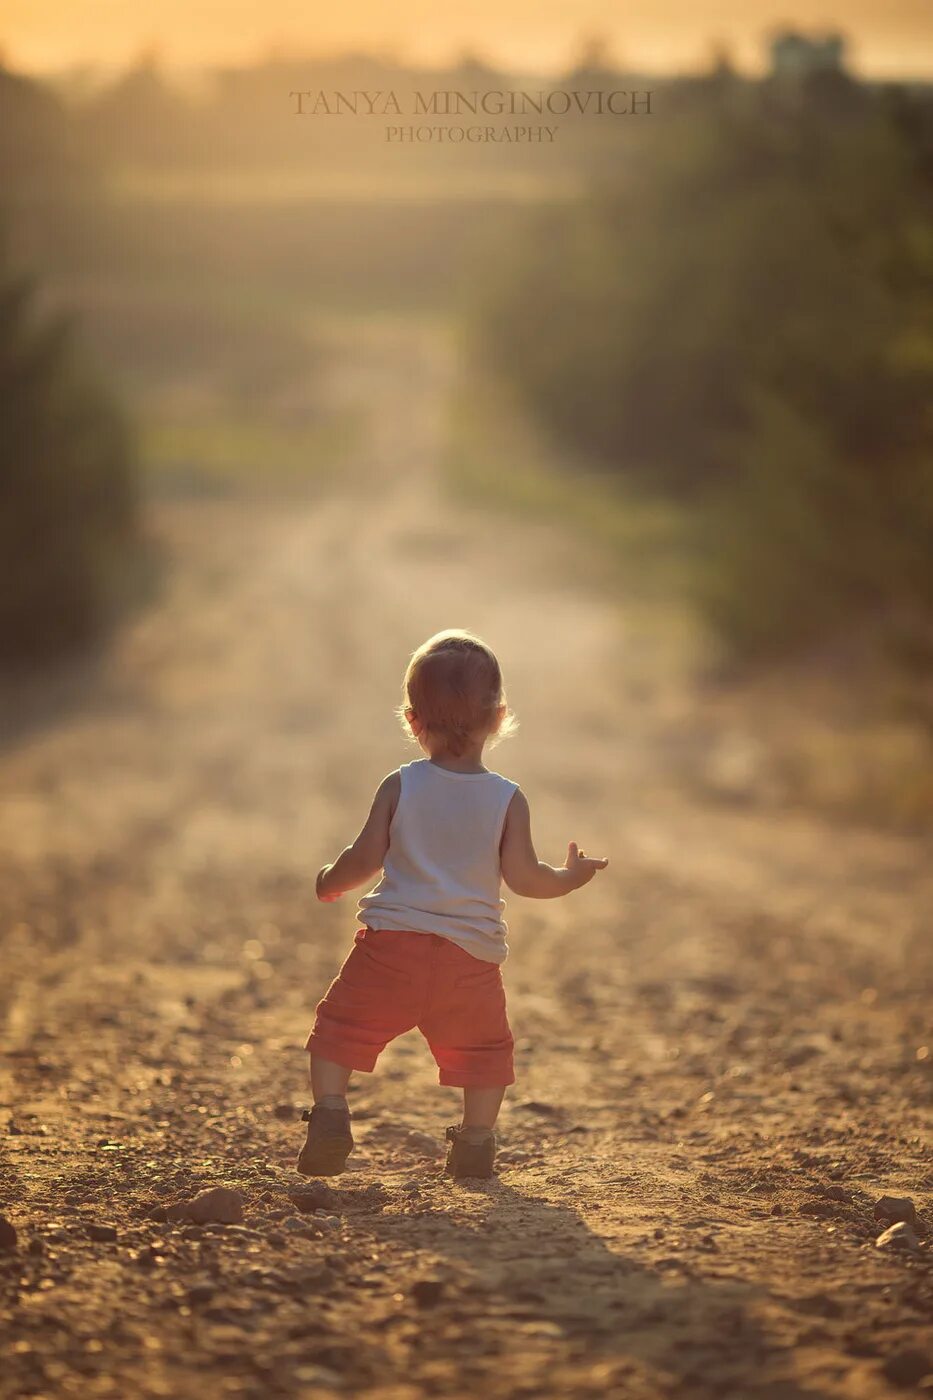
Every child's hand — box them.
[564,841,609,890]
[316,865,341,903]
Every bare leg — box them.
[462,1085,506,1130]
[297,1056,355,1176]
[309,1055,352,1103]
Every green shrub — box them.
[0,240,144,664]
[472,75,933,661]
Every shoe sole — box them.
[296,1141,353,1177]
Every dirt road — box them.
[1,317,931,1400]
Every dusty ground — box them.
[0,317,931,1400]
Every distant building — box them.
[769,29,847,80]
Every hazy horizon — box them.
[3,0,933,82]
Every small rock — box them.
[875,1222,920,1253]
[770,1203,784,1216]
[873,1196,916,1225]
[86,1223,118,1243]
[288,1184,339,1214]
[165,1187,244,1225]
[273,1104,297,1121]
[0,1216,18,1251]
[411,1278,445,1308]
[799,1200,836,1219]
[784,1043,821,1068]
[519,1100,559,1116]
[881,1349,931,1388]
[294,1365,343,1387]
[187,1283,215,1306]
[845,1331,881,1359]
[823,1185,849,1202]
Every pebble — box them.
[411,1278,445,1308]
[875,1222,920,1253]
[273,1104,297,1121]
[0,1216,18,1251]
[881,1349,931,1388]
[873,1196,916,1225]
[86,1223,118,1243]
[288,1184,338,1214]
[165,1187,244,1225]
[799,1200,836,1219]
[187,1283,215,1306]
[293,1364,343,1387]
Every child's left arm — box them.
[315,771,400,902]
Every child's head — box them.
[399,630,516,759]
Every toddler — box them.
[298,629,608,1179]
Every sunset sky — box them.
[2,0,931,79]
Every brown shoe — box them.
[297,1105,353,1177]
[445,1124,496,1179]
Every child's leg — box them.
[309,1055,352,1106]
[445,1088,506,1179]
[298,1056,354,1177]
[462,1085,505,1130]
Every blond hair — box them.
[398,630,516,758]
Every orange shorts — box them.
[305,928,514,1088]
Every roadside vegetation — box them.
[470,69,933,678]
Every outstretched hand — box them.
[564,841,609,889]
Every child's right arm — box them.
[315,771,400,903]
[499,789,608,899]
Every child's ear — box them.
[405,706,423,737]
[490,704,507,735]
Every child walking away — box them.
[299,630,608,1180]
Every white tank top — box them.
[357,759,519,964]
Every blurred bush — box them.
[0,236,145,664]
[472,70,933,664]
